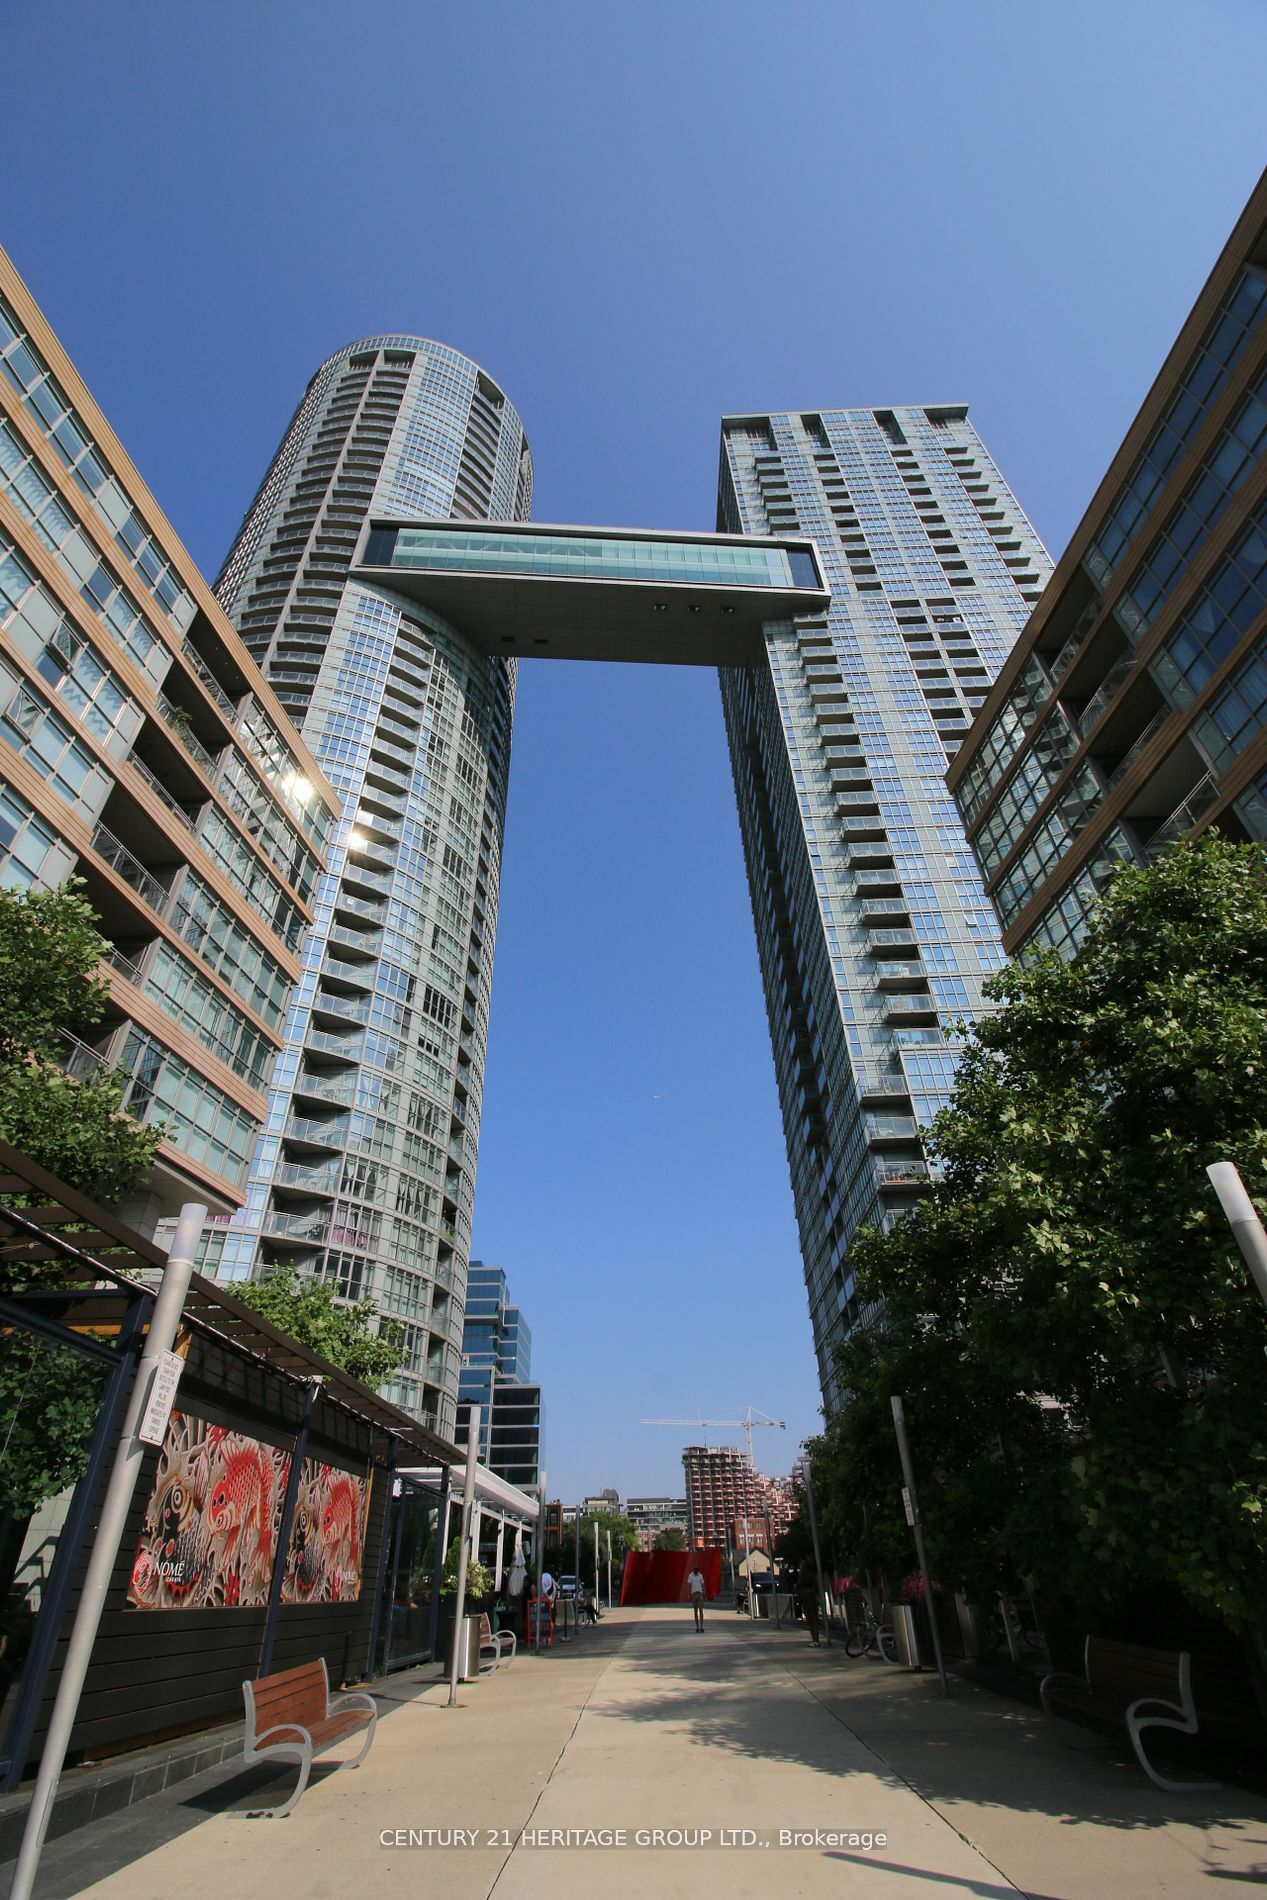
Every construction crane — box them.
[641,1407,786,1470]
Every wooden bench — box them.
[1041,1637,1215,1793]
[479,1611,516,1672]
[237,1658,377,1817]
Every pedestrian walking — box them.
[686,1561,706,1631]
[798,1557,821,1646]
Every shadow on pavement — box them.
[593,1614,1267,1849]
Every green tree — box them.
[0,880,159,1210]
[818,837,1267,1630]
[653,1526,687,1551]
[233,1265,405,1387]
[0,882,162,1588]
[570,1510,640,1569]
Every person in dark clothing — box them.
[798,1558,821,1646]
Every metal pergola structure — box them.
[0,1139,465,1791]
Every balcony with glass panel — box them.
[848,841,896,869]
[281,1111,350,1154]
[875,1158,930,1192]
[853,868,902,895]
[291,1070,357,1110]
[875,960,928,991]
[882,996,938,1027]
[303,1026,365,1064]
[272,1159,342,1197]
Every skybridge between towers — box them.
[356,519,831,664]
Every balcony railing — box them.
[340,864,393,897]
[291,1073,357,1108]
[155,691,220,776]
[1142,773,1220,860]
[282,1114,350,1149]
[875,1159,930,1187]
[126,751,197,832]
[332,890,385,923]
[90,823,171,915]
[311,991,370,1026]
[181,639,242,721]
[1076,651,1136,737]
[273,1160,342,1193]
[863,1114,921,1143]
[302,1027,365,1062]
[1105,708,1170,788]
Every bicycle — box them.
[843,1602,898,1662]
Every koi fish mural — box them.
[127,1411,369,1610]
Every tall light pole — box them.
[801,1449,831,1649]
[1208,1162,1267,1312]
[447,1404,481,1705]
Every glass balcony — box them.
[302,1027,365,1063]
[282,1113,350,1151]
[875,960,926,989]
[863,1114,921,1145]
[332,890,386,923]
[311,991,370,1027]
[155,690,221,777]
[320,956,374,993]
[883,997,937,1026]
[867,929,920,954]
[875,1158,930,1190]
[340,863,393,898]
[291,1072,357,1108]
[126,752,199,832]
[1076,650,1137,737]
[327,924,382,959]
[273,1160,341,1194]
[181,640,242,721]
[1142,773,1221,859]
[90,823,171,915]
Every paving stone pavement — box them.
[7,1605,1267,1899]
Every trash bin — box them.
[448,1613,482,1680]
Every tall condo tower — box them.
[718,406,1051,1403]
[211,339,532,1433]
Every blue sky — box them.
[5,1,1265,1501]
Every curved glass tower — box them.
[209,337,531,1433]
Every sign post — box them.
[890,1395,949,1697]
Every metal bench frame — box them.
[237,1656,377,1818]
[478,1611,517,1672]
[1041,1635,1217,1793]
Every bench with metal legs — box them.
[237,1657,377,1818]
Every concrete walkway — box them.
[12,1606,1267,1899]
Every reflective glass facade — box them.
[211,339,529,1434]
[718,405,1048,1404]
[367,524,819,590]
[456,1259,538,1483]
[0,244,338,1224]
[950,175,1267,964]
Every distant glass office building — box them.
[210,339,531,1434]
[950,173,1267,957]
[458,1260,531,1440]
[718,407,1051,1403]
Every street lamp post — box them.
[1208,1162,1267,1313]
